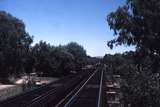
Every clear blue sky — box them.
[0,0,134,56]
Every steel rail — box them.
[27,71,91,107]
[97,69,104,107]
[63,70,98,107]
[0,75,74,107]
[55,70,94,107]
[27,76,80,107]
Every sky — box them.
[0,0,134,56]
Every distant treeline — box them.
[0,11,99,80]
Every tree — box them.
[0,10,90,81]
[0,11,33,79]
[31,41,54,76]
[106,0,160,106]
[53,46,75,76]
[65,42,87,71]
[107,0,160,60]
[31,42,76,77]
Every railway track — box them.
[0,75,75,107]
[56,68,104,107]
[0,66,105,107]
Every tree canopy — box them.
[0,11,93,80]
[0,11,33,78]
[106,0,160,106]
[107,0,160,58]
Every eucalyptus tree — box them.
[0,11,33,79]
[65,42,87,71]
[107,0,160,71]
[31,41,54,76]
[106,0,160,106]
[52,46,75,76]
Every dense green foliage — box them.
[107,0,160,55]
[0,11,94,80]
[106,0,160,107]
[107,0,160,69]
[103,52,160,107]
[0,11,33,78]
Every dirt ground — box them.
[0,85,15,91]
[0,77,59,90]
